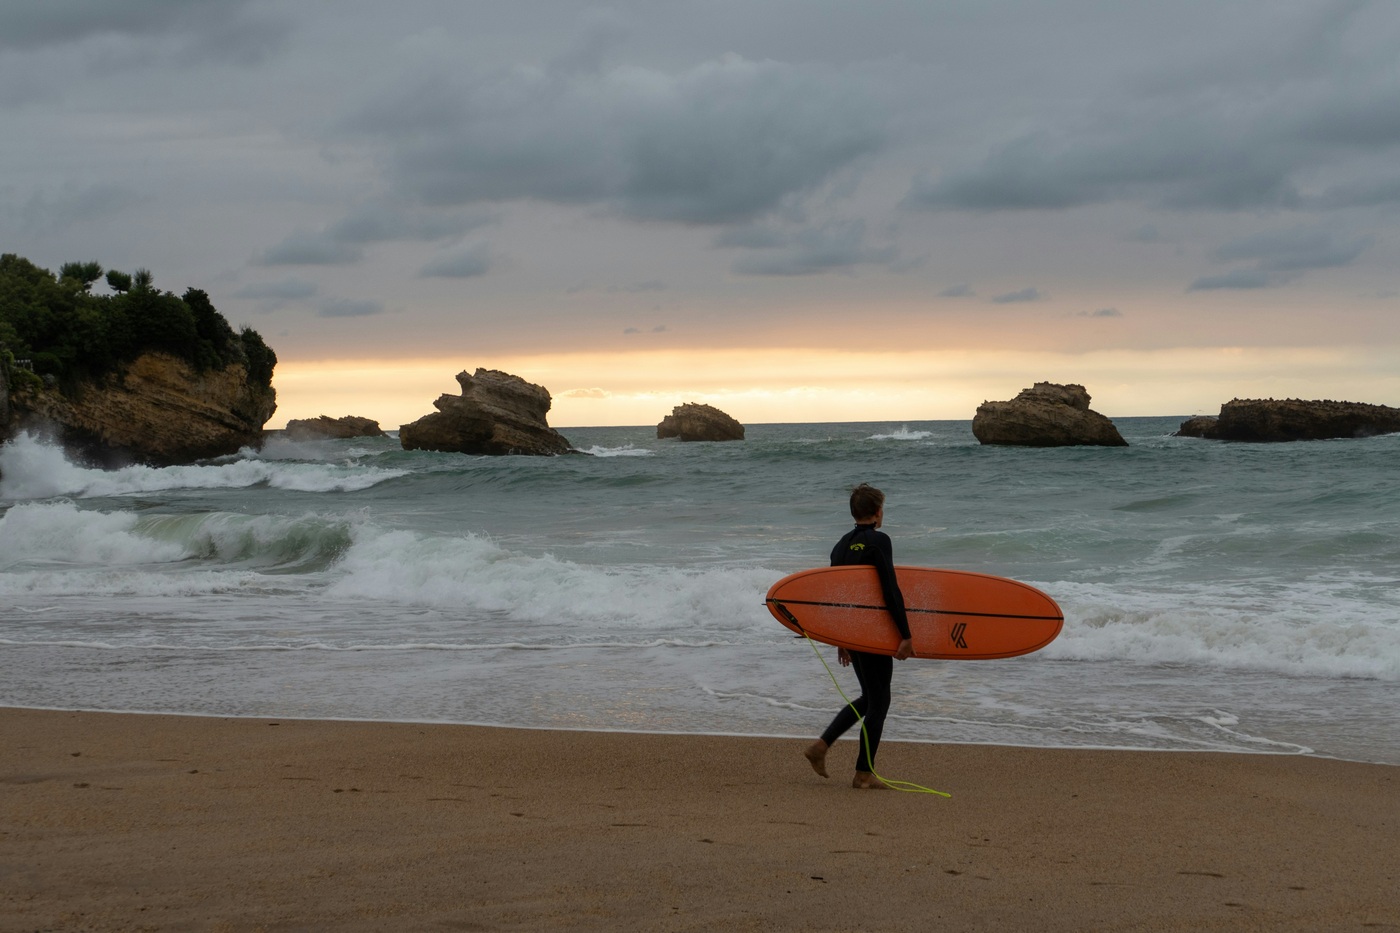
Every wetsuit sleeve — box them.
[871,533,911,640]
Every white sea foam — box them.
[324,524,776,637]
[868,425,932,441]
[581,444,654,457]
[0,433,407,500]
[0,501,352,578]
[1045,580,1400,681]
[0,501,187,567]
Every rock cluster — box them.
[972,382,1127,447]
[282,415,386,441]
[6,351,277,466]
[1175,398,1400,442]
[657,403,745,442]
[399,368,576,456]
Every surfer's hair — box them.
[849,483,885,521]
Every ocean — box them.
[2,418,1397,766]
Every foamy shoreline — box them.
[3,707,1396,931]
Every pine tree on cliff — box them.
[0,254,274,391]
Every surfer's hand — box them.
[894,638,914,661]
[837,647,851,667]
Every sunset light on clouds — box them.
[4,1,1399,428]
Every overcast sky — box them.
[4,1,1399,426]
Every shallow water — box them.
[2,419,1397,764]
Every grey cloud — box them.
[0,0,290,65]
[1077,307,1122,318]
[991,287,1044,304]
[257,231,363,266]
[940,284,975,297]
[318,297,385,318]
[1188,226,1373,289]
[18,182,148,234]
[329,202,494,245]
[419,245,492,279]
[903,3,1400,214]
[347,53,889,224]
[232,278,317,301]
[259,204,493,267]
[726,219,898,276]
[1211,228,1373,272]
[1188,269,1282,291]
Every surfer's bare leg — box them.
[852,771,889,790]
[803,739,830,778]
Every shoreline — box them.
[4,700,1394,767]
[3,707,1397,931]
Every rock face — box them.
[972,382,1127,447]
[8,351,277,466]
[282,415,386,441]
[1175,398,1400,442]
[657,403,745,442]
[0,359,10,430]
[399,368,575,456]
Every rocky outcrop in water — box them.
[282,415,386,441]
[657,402,745,442]
[7,351,277,467]
[1175,398,1400,442]
[972,382,1127,447]
[398,368,576,456]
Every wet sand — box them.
[2,707,1396,931]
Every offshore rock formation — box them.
[282,415,386,441]
[656,402,745,442]
[972,382,1127,447]
[1175,398,1400,442]
[7,351,277,467]
[398,368,576,456]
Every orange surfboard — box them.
[766,566,1063,660]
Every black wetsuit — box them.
[819,523,911,773]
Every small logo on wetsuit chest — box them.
[848,543,866,551]
[950,622,969,649]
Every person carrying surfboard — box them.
[804,483,914,789]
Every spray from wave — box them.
[0,432,406,500]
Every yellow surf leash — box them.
[803,631,951,797]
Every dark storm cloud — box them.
[724,219,898,276]
[1188,227,1373,290]
[903,2,1400,215]
[0,0,290,65]
[991,287,1043,304]
[345,52,890,225]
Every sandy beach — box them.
[2,707,1396,931]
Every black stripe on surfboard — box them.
[767,597,1062,623]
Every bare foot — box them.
[803,740,829,778]
[852,772,889,790]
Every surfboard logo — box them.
[951,622,969,649]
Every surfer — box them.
[804,483,913,789]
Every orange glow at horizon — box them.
[268,346,1400,430]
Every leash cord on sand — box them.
[804,631,951,797]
